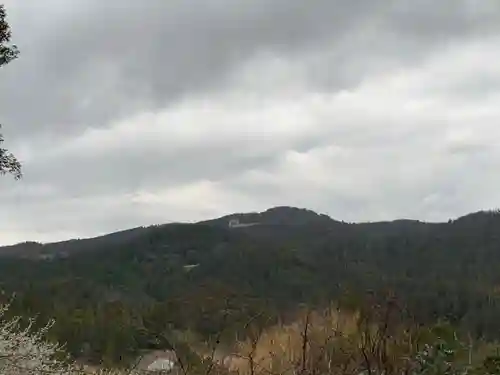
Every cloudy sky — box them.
[1,0,500,245]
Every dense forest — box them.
[1,206,500,367]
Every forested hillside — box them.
[1,206,500,366]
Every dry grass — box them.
[221,306,358,375]
[216,303,422,375]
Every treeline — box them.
[2,208,500,365]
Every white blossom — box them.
[0,304,80,375]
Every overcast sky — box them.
[1,0,500,245]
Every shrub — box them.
[0,304,78,374]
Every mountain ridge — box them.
[1,205,499,258]
[2,206,500,361]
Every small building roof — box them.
[137,350,177,372]
[147,358,175,372]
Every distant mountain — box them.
[200,206,339,227]
[0,225,153,258]
[0,206,497,259]
[2,206,500,362]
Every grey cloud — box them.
[385,0,500,39]
[2,192,149,237]
[1,0,375,138]
[21,143,280,198]
[1,0,500,244]
[2,0,499,140]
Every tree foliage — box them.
[0,4,21,179]
[0,304,77,374]
[3,209,500,365]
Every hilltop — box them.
[2,206,500,364]
[0,205,491,259]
